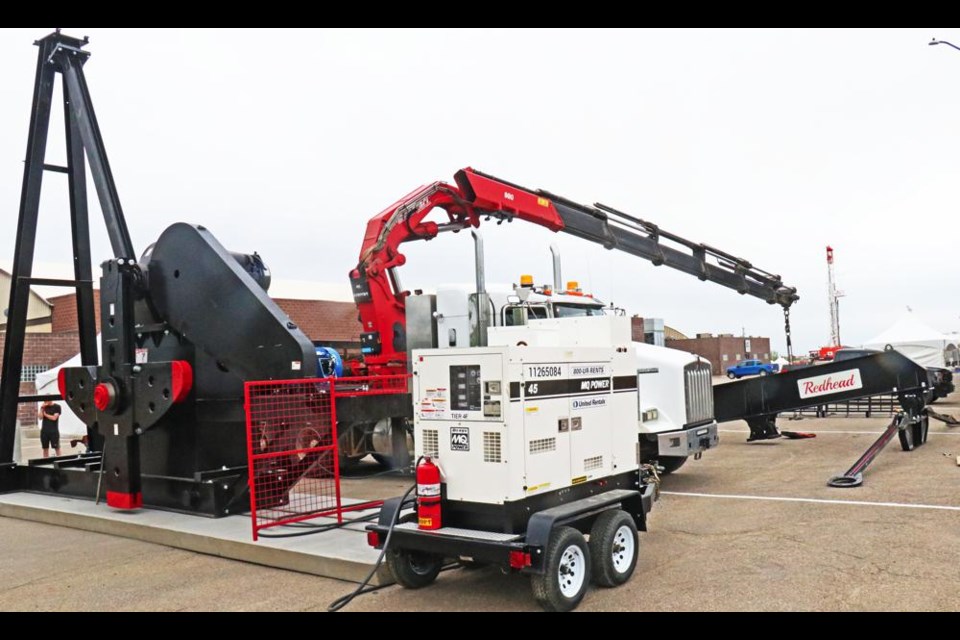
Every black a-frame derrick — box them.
[1,31,134,462]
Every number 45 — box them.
[526,383,538,395]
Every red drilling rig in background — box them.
[810,245,846,361]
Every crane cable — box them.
[783,306,794,363]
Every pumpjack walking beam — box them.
[0,31,133,463]
[713,350,933,440]
[713,350,941,486]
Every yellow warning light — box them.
[566,281,579,292]
[520,274,534,287]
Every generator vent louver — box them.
[422,429,439,458]
[529,437,556,454]
[584,455,603,471]
[483,432,502,463]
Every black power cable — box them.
[327,482,417,612]
[256,511,380,539]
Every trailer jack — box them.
[828,410,927,488]
[745,416,782,442]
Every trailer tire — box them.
[589,510,639,587]
[658,456,687,474]
[386,547,443,589]
[531,526,591,612]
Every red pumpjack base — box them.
[106,491,143,510]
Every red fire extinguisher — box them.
[416,457,442,530]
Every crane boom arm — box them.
[459,169,798,307]
[350,168,799,375]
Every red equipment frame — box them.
[349,168,565,376]
[244,374,409,540]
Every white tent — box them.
[34,340,101,436]
[773,356,790,368]
[863,313,955,369]
[947,335,960,368]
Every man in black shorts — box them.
[38,399,62,458]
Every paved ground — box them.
[2,388,959,611]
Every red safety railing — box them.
[244,374,409,540]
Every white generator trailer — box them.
[366,314,717,611]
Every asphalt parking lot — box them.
[2,388,959,611]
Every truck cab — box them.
[423,279,609,350]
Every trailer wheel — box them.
[589,510,639,587]
[531,526,591,612]
[658,456,687,474]
[386,547,443,589]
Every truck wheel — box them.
[760,369,769,376]
[386,547,443,589]
[589,510,639,587]
[531,526,591,612]
[727,372,736,379]
[658,456,687,474]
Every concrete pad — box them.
[0,492,390,585]
[1,391,957,610]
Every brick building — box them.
[666,333,772,375]
[271,298,362,359]
[45,291,362,357]
[2,286,362,428]
[0,331,82,426]
[47,292,102,334]
[630,316,689,346]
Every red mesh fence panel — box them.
[245,374,409,540]
[245,378,340,540]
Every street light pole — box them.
[930,38,960,52]
[929,38,960,266]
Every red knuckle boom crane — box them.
[348,168,799,377]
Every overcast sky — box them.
[1,28,958,354]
